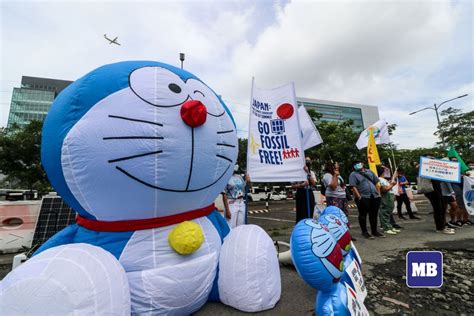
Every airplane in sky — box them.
[103,34,121,46]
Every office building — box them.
[297,97,380,132]
[6,76,72,128]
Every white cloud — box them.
[1,0,472,150]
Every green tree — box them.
[237,138,247,169]
[436,107,473,160]
[305,109,361,180]
[0,121,51,193]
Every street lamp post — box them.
[179,53,185,69]
[409,94,468,149]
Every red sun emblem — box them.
[277,103,294,119]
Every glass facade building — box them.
[297,97,379,132]
[6,76,72,129]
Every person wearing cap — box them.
[349,160,384,239]
[222,164,248,229]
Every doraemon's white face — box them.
[61,66,237,220]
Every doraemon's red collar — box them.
[76,204,216,232]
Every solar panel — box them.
[28,194,76,255]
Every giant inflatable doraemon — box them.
[0,61,281,315]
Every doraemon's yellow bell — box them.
[168,221,204,255]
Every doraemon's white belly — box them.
[118,217,221,315]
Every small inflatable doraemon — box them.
[0,61,281,315]
[291,212,368,315]
[291,219,343,289]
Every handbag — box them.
[416,176,434,194]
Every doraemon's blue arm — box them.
[33,224,80,256]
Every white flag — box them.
[247,80,306,182]
[298,105,323,150]
[356,119,391,149]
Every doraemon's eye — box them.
[186,79,223,116]
[129,66,189,107]
[168,83,182,94]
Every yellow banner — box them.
[367,128,381,174]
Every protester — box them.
[418,156,454,234]
[223,164,247,229]
[439,158,462,229]
[377,166,401,235]
[349,160,384,239]
[292,157,316,223]
[467,161,474,178]
[395,169,420,220]
[450,157,472,226]
[322,162,349,216]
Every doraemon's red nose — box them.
[180,100,207,128]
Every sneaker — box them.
[447,221,462,229]
[398,215,407,220]
[392,224,403,229]
[385,229,397,235]
[362,232,374,239]
[391,228,401,233]
[372,231,386,238]
[462,220,473,226]
[437,228,455,234]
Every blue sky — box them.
[1,0,472,149]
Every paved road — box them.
[198,197,474,315]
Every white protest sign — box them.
[419,157,461,183]
[346,259,367,301]
[351,241,362,265]
[463,175,474,215]
[345,283,369,316]
[247,80,306,182]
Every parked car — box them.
[270,192,287,201]
[247,192,269,201]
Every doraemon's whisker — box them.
[323,242,334,254]
[207,111,225,117]
[318,238,330,247]
[217,143,235,148]
[108,150,163,163]
[103,136,164,140]
[217,129,234,134]
[108,115,163,126]
[216,154,233,163]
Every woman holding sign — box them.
[292,157,316,223]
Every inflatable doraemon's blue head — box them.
[42,61,237,221]
[290,219,343,290]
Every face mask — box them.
[354,163,363,171]
[305,161,311,168]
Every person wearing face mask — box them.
[349,160,384,239]
[222,164,248,229]
[291,157,316,223]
